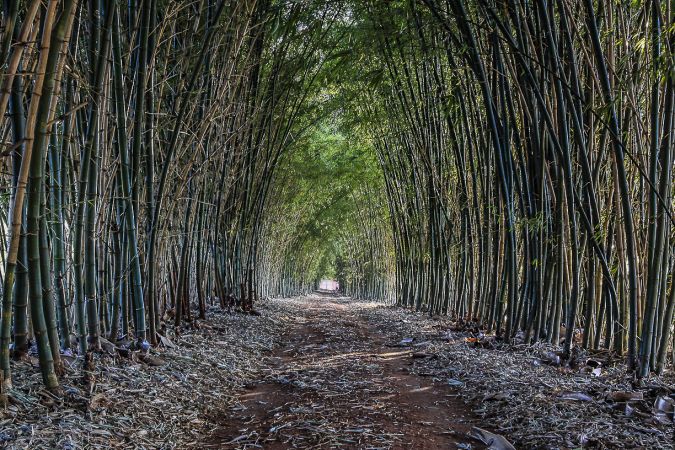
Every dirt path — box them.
[207,295,487,449]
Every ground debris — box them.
[360,303,675,449]
[4,295,673,449]
[206,295,483,449]
[469,427,516,450]
[0,302,285,449]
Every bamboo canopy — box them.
[0,0,673,400]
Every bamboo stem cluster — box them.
[0,0,338,392]
[356,0,674,375]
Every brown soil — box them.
[206,295,487,449]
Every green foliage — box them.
[267,112,388,283]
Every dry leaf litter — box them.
[357,301,675,449]
[1,295,673,450]
[0,303,287,449]
[209,296,489,449]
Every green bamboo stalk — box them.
[112,3,147,346]
[24,0,76,391]
[0,0,44,394]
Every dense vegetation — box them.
[0,0,673,405]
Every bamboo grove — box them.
[349,0,675,377]
[0,0,674,398]
[0,0,357,394]
[258,122,395,301]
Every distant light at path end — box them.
[319,279,339,291]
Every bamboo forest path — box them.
[6,293,671,448]
[206,294,489,449]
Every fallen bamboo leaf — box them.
[224,434,249,445]
[469,427,516,450]
[157,333,177,349]
[653,397,674,423]
[559,392,593,402]
[398,337,414,346]
[447,378,465,387]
